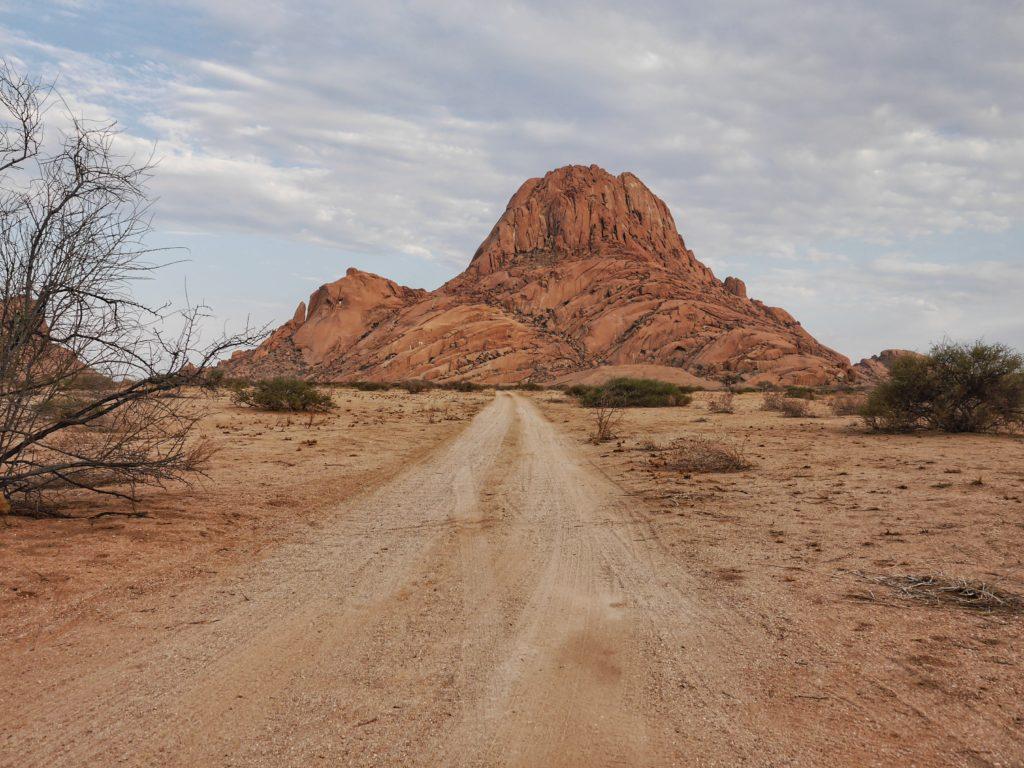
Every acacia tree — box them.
[0,61,264,513]
[862,341,1024,433]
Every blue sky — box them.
[2,0,1021,361]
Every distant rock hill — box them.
[852,349,923,383]
[224,164,854,386]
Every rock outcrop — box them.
[853,349,923,384]
[723,277,747,298]
[224,165,854,386]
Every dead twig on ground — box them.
[843,570,1024,613]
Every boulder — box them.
[723,276,747,298]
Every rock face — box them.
[852,349,923,384]
[224,165,854,386]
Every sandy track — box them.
[27,390,985,768]
[3,394,687,766]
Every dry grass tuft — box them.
[849,571,1024,613]
[654,435,753,474]
[708,393,735,413]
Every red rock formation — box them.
[462,166,713,282]
[228,268,427,380]
[224,165,854,386]
[852,349,923,384]
[1,296,110,385]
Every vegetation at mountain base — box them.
[567,378,693,408]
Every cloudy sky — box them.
[2,0,1022,361]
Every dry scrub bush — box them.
[590,404,623,443]
[708,393,735,413]
[830,393,867,416]
[779,399,813,418]
[762,393,813,417]
[657,435,752,474]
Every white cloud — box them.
[1,0,1021,356]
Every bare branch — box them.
[0,61,267,512]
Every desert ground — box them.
[1,388,1022,767]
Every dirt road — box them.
[2,393,712,766]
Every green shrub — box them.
[863,341,1024,433]
[223,377,250,394]
[201,367,227,390]
[568,378,692,408]
[233,378,334,412]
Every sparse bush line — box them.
[399,379,433,394]
[445,380,484,392]
[344,380,392,392]
[338,379,487,393]
[783,386,817,400]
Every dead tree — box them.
[0,61,264,513]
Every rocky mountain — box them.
[224,164,854,386]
